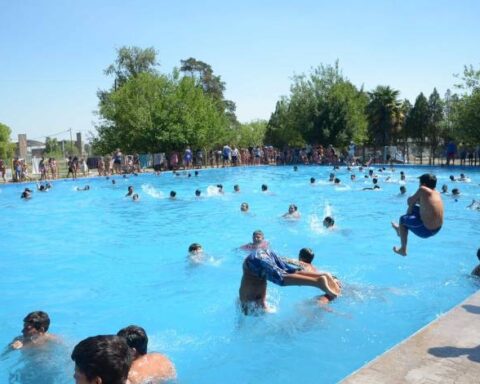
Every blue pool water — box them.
[1,165,479,383]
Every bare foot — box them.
[391,222,400,237]
[393,246,407,256]
[318,275,341,297]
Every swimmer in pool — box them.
[283,204,300,219]
[117,325,176,384]
[234,184,240,193]
[126,186,134,197]
[132,193,139,201]
[8,311,58,350]
[188,243,205,264]
[170,191,176,200]
[392,173,444,256]
[323,216,335,229]
[240,202,249,212]
[240,230,269,251]
[239,248,341,314]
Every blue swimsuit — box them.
[400,205,441,238]
[244,249,299,286]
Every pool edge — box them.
[340,289,480,384]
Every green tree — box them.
[236,120,267,147]
[0,122,14,160]
[426,88,444,164]
[451,89,480,144]
[366,86,402,150]
[405,93,430,164]
[180,57,238,126]
[266,62,368,149]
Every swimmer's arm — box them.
[407,188,422,213]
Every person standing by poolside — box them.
[0,158,6,182]
[392,173,444,256]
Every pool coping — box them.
[340,289,480,384]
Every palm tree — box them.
[366,86,403,150]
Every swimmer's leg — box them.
[391,221,400,237]
[283,273,341,298]
[393,222,408,256]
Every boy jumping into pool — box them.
[239,248,341,314]
[392,173,443,256]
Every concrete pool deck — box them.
[341,290,480,384]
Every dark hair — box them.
[299,248,314,263]
[216,184,223,190]
[170,191,176,197]
[188,243,202,253]
[234,184,240,191]
[400,186,406,192]
[310,177,315,183]
[195,189,201,196]
[477,248,480,261]
[71,335,131,384]
[323,216,335,228]
[261,184,268,191]
[23,311,50,332]
[419,174,437,189]
[334,178,340,184]
[372,178,378,184]
[253,230,264,237]
[452,188,460,195]
[117,325,148,355]
[449,175,455,181]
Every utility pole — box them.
[69,128,73,154]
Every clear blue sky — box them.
[1,0,479,142]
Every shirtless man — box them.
[283,204,300,219]
[392,173,443,256]
[239,248,341,314]
[240,230,269,251]
[117,325,176,384]
[9,311,57,350]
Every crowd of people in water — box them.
[5,155,480,383]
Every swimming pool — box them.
[1,165,479,383]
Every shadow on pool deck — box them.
[341,290,480,384]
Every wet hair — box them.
[299,248,314,264]
[170,191,176,198]
[373,185,380,189]
[112,179,116,184]
[452,188,460,195]
[334,178,341,184]
[234,184,240,191]
[253,230,264,238]
[289,204,298,211]
[419,174,437,189]
[117,325,148,355]
[240,202,249,212]
[293,166,298,171]
[449,175,455,181]
[71,335,131,384]
[217,184,223,190]
[23,311,50,332]
[441,184,448,192]
[323,216,335,228]
[310,177,315,184]
[372,178,378,184]
[188,243,202,253]
[194,171,199,176]
[261,184,268,191]
[195,189,201,196]
[128,186,133,191]
[400,186,406,193]
[477,248,480,261]
[132,194,139,201]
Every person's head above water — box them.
[188,243,203,254]
[195,189,201,197]
[419,173,437,189]
[452,188,460,196]
[22,311,50,338]
[170,191,176,198]
[334,178,341,184]
[310,177,315,184]
[252,230,264,244]
[288,204,298,214]
[240,202,249,212]
[132,193,139,201]
[298,248,314,264]
[261,184,268,192]
[441,184,448,193]
[117,325,148,356]
[293,166,298,171]
[71,335,131,384]
[234,184,240,192]
[400,186,406,194]
[449,175,455,181]
[323,216,335,228]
